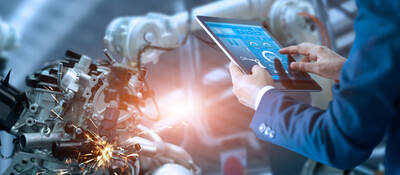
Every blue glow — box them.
[205,22,290,80]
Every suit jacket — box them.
[250,0,400,174]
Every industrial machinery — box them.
[0,0,346,174]
[0,49,201,174]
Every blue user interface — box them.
[205,22,290,80]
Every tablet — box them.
[196,16,321,92]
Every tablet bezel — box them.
[196,16,321,92]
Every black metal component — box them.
[52,141,93,160]
[103,65,145,111]
[65,50,82,60]
[61,58,79,68]
[4,69,11,86]
[25,69,61,91]
[0,71,27,132]
[0,56,7,75]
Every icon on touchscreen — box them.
[249,42,258,47]
[261,50,280,63]
[262,42,272,48]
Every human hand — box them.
[229,62,274,109]
[279,42,346,80]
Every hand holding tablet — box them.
[196,16,321,92]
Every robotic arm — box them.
[104,0,319,65]
[103,1,325,151]
[103,0,323,159]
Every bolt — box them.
[75,128,82,135]
[29,104,39,113]
[79,163,85,168]
[26,118,35,126]
[41,127,51,136]
[144,32,155,43]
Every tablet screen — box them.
[205,21,290,80]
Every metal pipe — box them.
[52,141,94,159]
[137,124,163,143]
[126,136,199,173]
[57,62,63,89]
[20,132,63,150]
[127,137,158,157]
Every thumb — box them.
[290,62,316,73]
[252,65,268,76]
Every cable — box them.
[142,79,161,121]
[135,1,194,121]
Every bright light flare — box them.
[159,89,199,119]
[150,89,201,131]
[163,100,197,120]
[95,142,114,168]
[80,132,116,169]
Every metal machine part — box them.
[0,71,26,132]
[269,0,319,45]
[5,152,69,175]
[127,125,201,174]
[0,50,199,175]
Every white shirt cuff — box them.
[254,86,275,110]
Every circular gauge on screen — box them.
[261,50,280,63]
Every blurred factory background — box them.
[0,0,385,175]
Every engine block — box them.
[0,50,200,175]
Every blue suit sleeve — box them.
[250,0,400,170]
